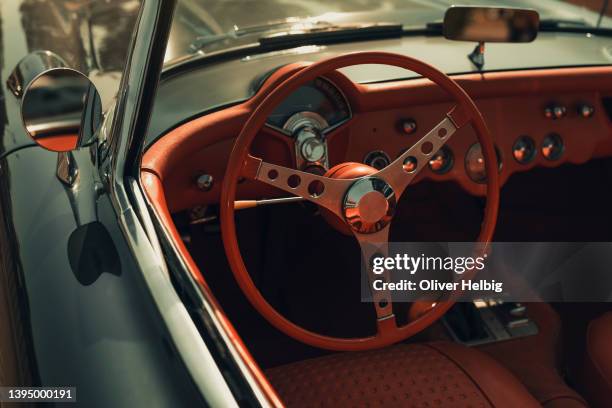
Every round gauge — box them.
[402,156,418,173]
[541,133,564,161]
[266,77,351,133]
[512,136,536,164]
[428,146,454,174]
[364,151,391,170]
[465,143,502,184]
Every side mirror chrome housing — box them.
[11,51,102,152]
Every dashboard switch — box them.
[578,104,595,118]
[400,119,417,135]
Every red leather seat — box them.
[266,341,541,407]
[583,312,612,407]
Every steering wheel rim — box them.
[220,51,500,351]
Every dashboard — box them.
[142,64,612,214]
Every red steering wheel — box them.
[220,52,500,351]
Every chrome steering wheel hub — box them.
[343,177,396,234]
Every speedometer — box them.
[266,77,351,134]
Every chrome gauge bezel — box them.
[465,143,503,184]
[264,76,352,136]
[541,133,564,161]
[512,135,537,165]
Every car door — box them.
[0,0,232,406]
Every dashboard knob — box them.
[544,104,566,119]
[543,106,553,119]
[578,104,595,118]
[364,151,391,170]
[553,105,566,119]
[399,119,417,135]
[196,174,214,191]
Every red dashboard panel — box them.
[142,65,612,213]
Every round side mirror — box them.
[21,68,102,152]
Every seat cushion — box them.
[266,341,540,407]
[477,302,587,407]
[583,312,612,407]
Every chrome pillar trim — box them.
[56,151,79,187]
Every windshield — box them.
[166,0,612,62]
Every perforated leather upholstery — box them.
[583,312,612,407]
[266,342,540,407]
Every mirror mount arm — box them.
[468,41,485,71]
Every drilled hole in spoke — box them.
[421,141,434,155]
[268,169,279,180]
[307,180,325,197]
[402,156,418,173]
[378,299,389,308]
[287,174,301,188]
[438,127,448,138]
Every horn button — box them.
[343,177,396,234]
[321,162,396,234]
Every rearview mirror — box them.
[443,6,539,43]
[21,68,102,152]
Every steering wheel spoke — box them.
[376,111,460,197]
[354,227,396,326]
[243,154,352,218]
